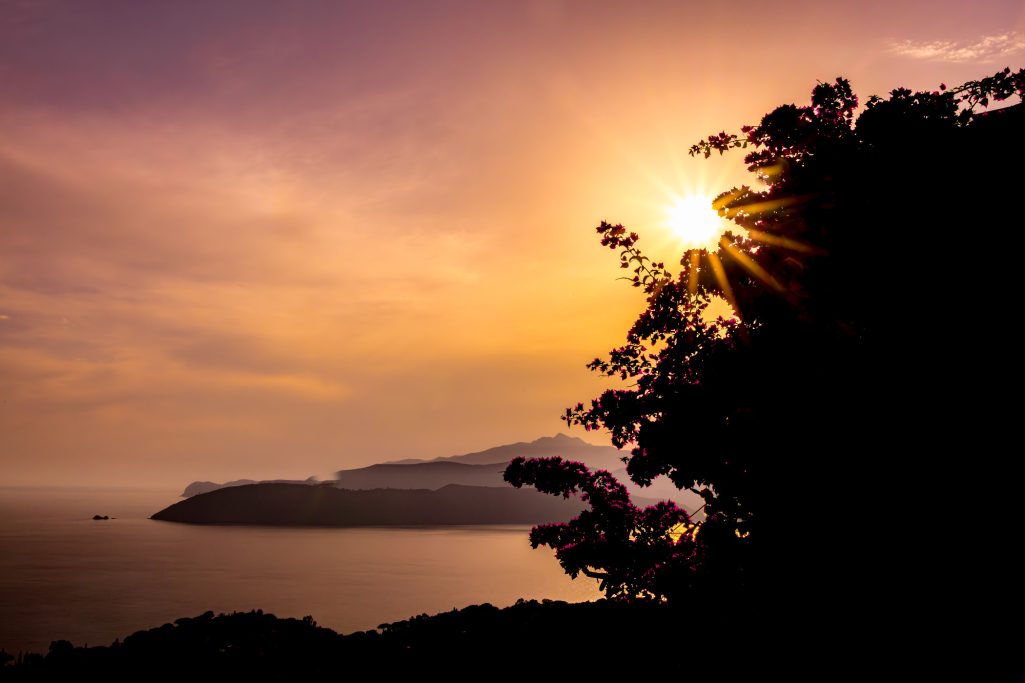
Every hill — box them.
[0,601,709,680]
[152,483,587,526]
[334,461,506,490]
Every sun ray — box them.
[705,252,735,309]
[719,238,784,292]
[687,250,701,295]
[719,195,808,220]
[745,229,824,255]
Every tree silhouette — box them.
[506,68,1024,661]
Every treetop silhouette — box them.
[505,66,1025,644]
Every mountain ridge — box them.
[178,435,699,510]
[380,433,626,468]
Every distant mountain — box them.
[176,435,698,514]
[612,468,704,513]
[181,477,318,498]
[338,435,699,511]
[383,433,627,469]
[336,461,506,490]
[153,483,587,526]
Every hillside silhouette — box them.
[0,601,743,681]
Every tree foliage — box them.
[505,67,1025,646]
[504,455,699,602]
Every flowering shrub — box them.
[504,456,699,602]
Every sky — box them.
[1,0,1022,487]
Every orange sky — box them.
[2,1,1022,486]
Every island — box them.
[152,483,587,526]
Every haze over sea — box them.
[0,486,599,654]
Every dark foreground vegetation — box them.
[0,600,739,681]
[4,597,1022,681]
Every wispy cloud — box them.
[890,33,1025,63]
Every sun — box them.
[665,195,726,251]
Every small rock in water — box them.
[92,515,109,520]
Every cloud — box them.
[889,33,1025,63]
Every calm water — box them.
[0,487,599,654]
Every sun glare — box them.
[665,195,726,251]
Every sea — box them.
[0,486,599,655]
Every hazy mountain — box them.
[181,477,318,498]
[335,459,699,512]
[339,435,699,511]
[335,461,506,490]
[177,435,699,513]
[153,483,588,526]
[612,468,705,512]
[384,433,627,469]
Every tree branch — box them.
[580,568,610,580]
